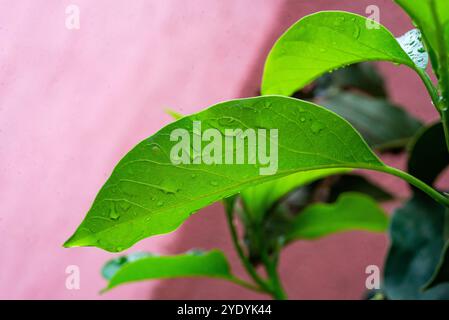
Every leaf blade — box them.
[64,96,385,252]
[262,11,415,96]
[102,250,234,291]
[286,192,388,241]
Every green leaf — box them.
[64,96,449,252]
[240,168,349,220]
[317,92,423,150]
[285,192,388,241]
[384,194,449,299]
[101,250,235,292]
[261,11,415,96]
[426,215,449,290]
[64,96,389,252]
[395,0,449,74]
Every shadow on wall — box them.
[152,0,418,299]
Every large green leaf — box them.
[317,92,423,150]
[285,192,388,241]
[101,250,235,292]
[64,96,390,252]
[261,11,416,96]
[384,194,449,299]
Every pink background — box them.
[0,0,441,299]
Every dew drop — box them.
[151,144,161,154]
[352,25,361,39]
[311,121,325,134]
[109,204,120,220]
[118,201,131,212]
[210,181,218,186]
[157,201,164,207]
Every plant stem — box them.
[228,276,266,293]
[430,0,449,103]
[442,106,449,153]
[262,249,287,300]
[256,227,288,300]
[380,166,449,207]
[224,204,272,294]
[429,0,449,152]
[417,68,440,111]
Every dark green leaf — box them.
[317,92,423,150]
[408,122,449,188]
[326,174,394,203]
[426,216,449,289]
[385,121,449,293]
[312,63,388,98]
[384,194,449,299]
[406,123,449,290]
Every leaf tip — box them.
[164,108,183,120]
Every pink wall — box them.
[0,0,439,299]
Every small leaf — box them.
[102,250,234,292]
[317,92,423,150]
[285,192,388,241]
[262,11,416,96]
[64,96,387,252]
